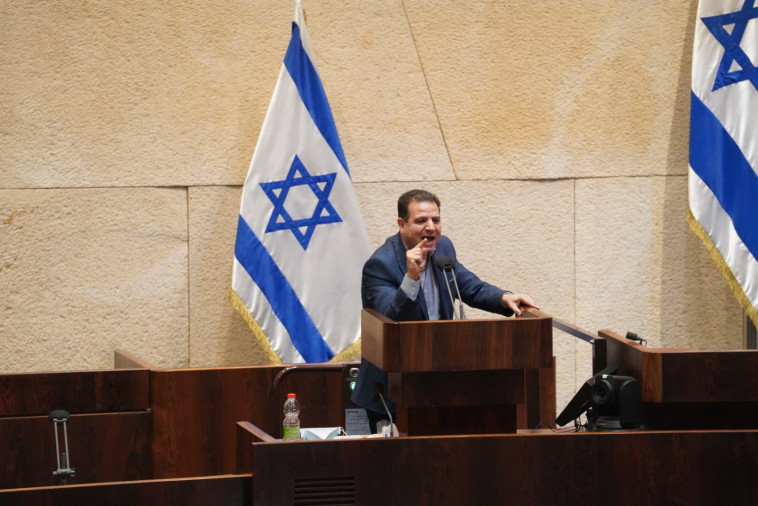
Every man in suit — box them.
[351,189,537,431]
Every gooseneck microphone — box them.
[435,255,466,320]
[371,382,394,436]
[435,255,457,319]
[625,331,647,346]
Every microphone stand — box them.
[49,410,75,484]
[377,392,394,437]
[435,255,466,320]
[371,383,395,437]
[440,270,458,319]
[448,269,466,320]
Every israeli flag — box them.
[689,0,758,325]
[231,1,371,363]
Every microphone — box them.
[625,331,647,346]
[435,255,466,320]
[371,382,396,437]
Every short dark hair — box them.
[397,189,441,221]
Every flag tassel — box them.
[228,287,283,365]
[688,211,758,328]
[229,286,363,364]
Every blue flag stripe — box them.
[689,91,758,257]
[234,215,334,362]
[284,22,350,176]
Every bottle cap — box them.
[287,393,296,398]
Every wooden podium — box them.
[594,329,758,430]
[360,309,555,435]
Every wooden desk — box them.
[596,330,758,429]
[361,309,555,435]
[250,428,758,505]
[0,475,250,506]
[0,359,350,489]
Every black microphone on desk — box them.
[626,331,647,346]
[371,382,394,437]
[435,255,466,320]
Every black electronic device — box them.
[591,374,641,430]
[625,331,647,346]
[555,365,618,427]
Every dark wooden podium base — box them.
[388,369,524,435]
[401,404,517,435]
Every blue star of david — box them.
[701,0,758,92]
[260,155,342,250]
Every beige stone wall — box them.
[0,0,743,410]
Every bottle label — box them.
[283,426,300,440]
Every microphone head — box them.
[371,382,385,400]
[435,255,454,270]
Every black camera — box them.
[590,374,641,430]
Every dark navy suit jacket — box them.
[351,233,513,414]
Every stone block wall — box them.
[0,0,742,410]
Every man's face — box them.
[398,200,441,254]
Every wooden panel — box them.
[592,336,607,373]
[642,401,758,430]
[253,431,758,505]
[538,358,557,427]
[0,412,151,490]
[659,352,758,402]
[0,475,250,506]
[365,309,555,435]
[518,359,556,431]
[389,369,524,436]
[359,308,394,370]
[235,422,275,475]
[403,405,517,435]
[597,329,758,429]
[362,309,552,372]
[235,423,254,475]
[601,330,646,379]
[0,364,347,487]
[0,369,150,416]
[599,329,758,403]
[149,365,346,478]
[519,368,539,430]
[390,370,524,407]
[397,318,551,371]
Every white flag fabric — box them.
[231,1,371,363]
[689,0,758,326]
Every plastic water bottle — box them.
[283,393,301,440]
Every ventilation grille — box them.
[293,476,356,505]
